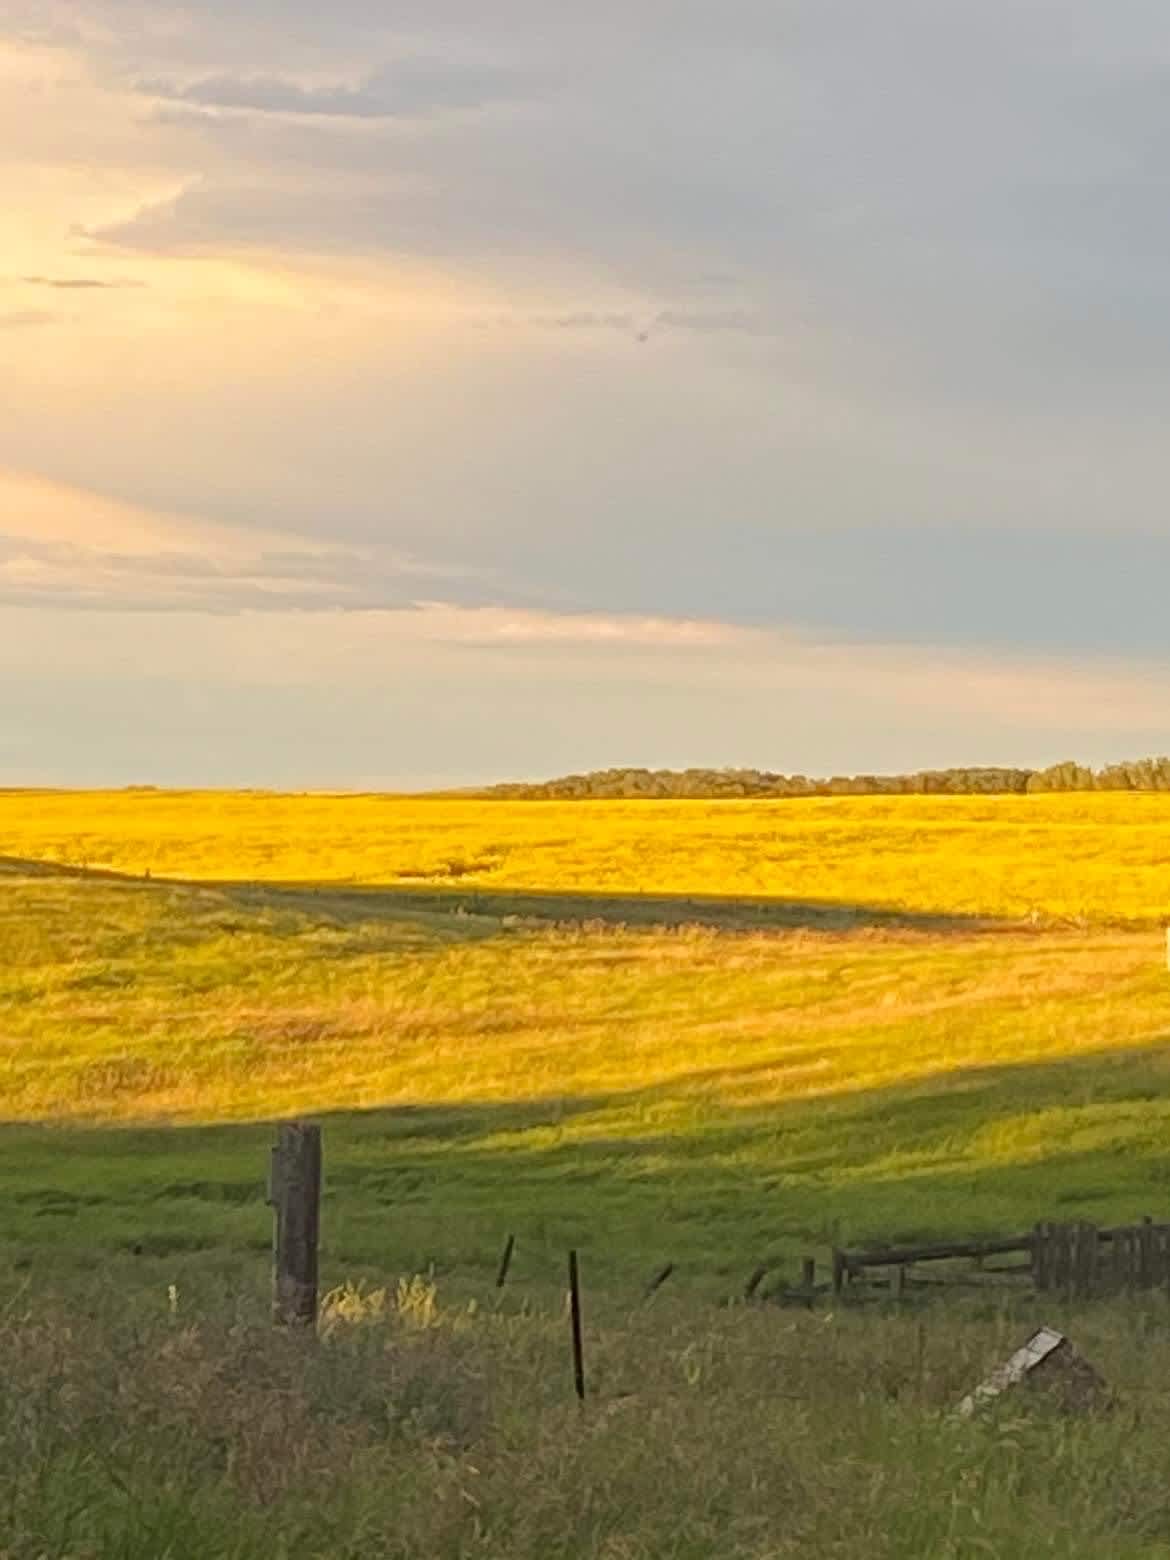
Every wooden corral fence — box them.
[830,1217,1170,1302]
[263,1124,1170,1342]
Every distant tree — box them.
[482,759,1170,801]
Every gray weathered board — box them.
[955,1327,1067,1417]
[955,1327,1106,1418]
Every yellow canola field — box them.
[3,789,1170,924]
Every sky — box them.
[2,0,1169,787]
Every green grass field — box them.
[4,790,1170,1555]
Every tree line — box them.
[482,758,1170,800]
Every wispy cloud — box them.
[21,275,145,289]
[0,470,488,614]
[134,59,536,122]
[7,1,1170,790]
[410,605,740,649]
[652,308,772,335]
[12,596,1170,763]
[0,309,59,328]
[404,606,1170,735]
[12,464,1162,745]
[477,307,774,342]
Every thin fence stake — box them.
[643,1262,675,1300]
[495,1234,516,1288]
[568,1250,586,1402]
[744,1264,770,1301]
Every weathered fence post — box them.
[269,1121,322,1328]
[1032,1222,1050,1293]
[1073,1222,1099,1298]
[832,1248,847,1297]
[1139,1216,1155,1290]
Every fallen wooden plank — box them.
[955,1328,1108,1418]
[955,1327,1066,1417]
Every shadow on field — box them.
[0,854,1003,936]
[3,1038,1168,1288]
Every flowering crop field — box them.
[5,787,1170,922]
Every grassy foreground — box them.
[6,1279,1170,1559]
[3,790,1170,1554]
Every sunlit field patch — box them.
[1,790,1168,1293]
[6,787,1170,922]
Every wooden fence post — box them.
[1032,1222,1050,1293]
[832,1248,847,1297]
[269,1121,322,1328]
[1139,1216,1155,1290]
[1075,1222,1099,1298]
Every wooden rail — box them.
[833,1218,1170,1298]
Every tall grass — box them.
[5,1275,1170,1559]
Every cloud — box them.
[134,58,535,121]
[7,597,1170,792]
[0,538,415,613]
[406,607,1170,739]
[0,309,58,328]
[11,462,1162,745]
[0,470,488,613]
[7,484,1164,745]
[409,605,739,650]
[21,275,144,289]
[24,582,1163,747]
[483,308,773,340]
[88,181,418,257]
[652,308,771,335]
[8,0,1170,714]
[540,311,636,332]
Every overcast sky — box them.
[2,0,1168,786]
